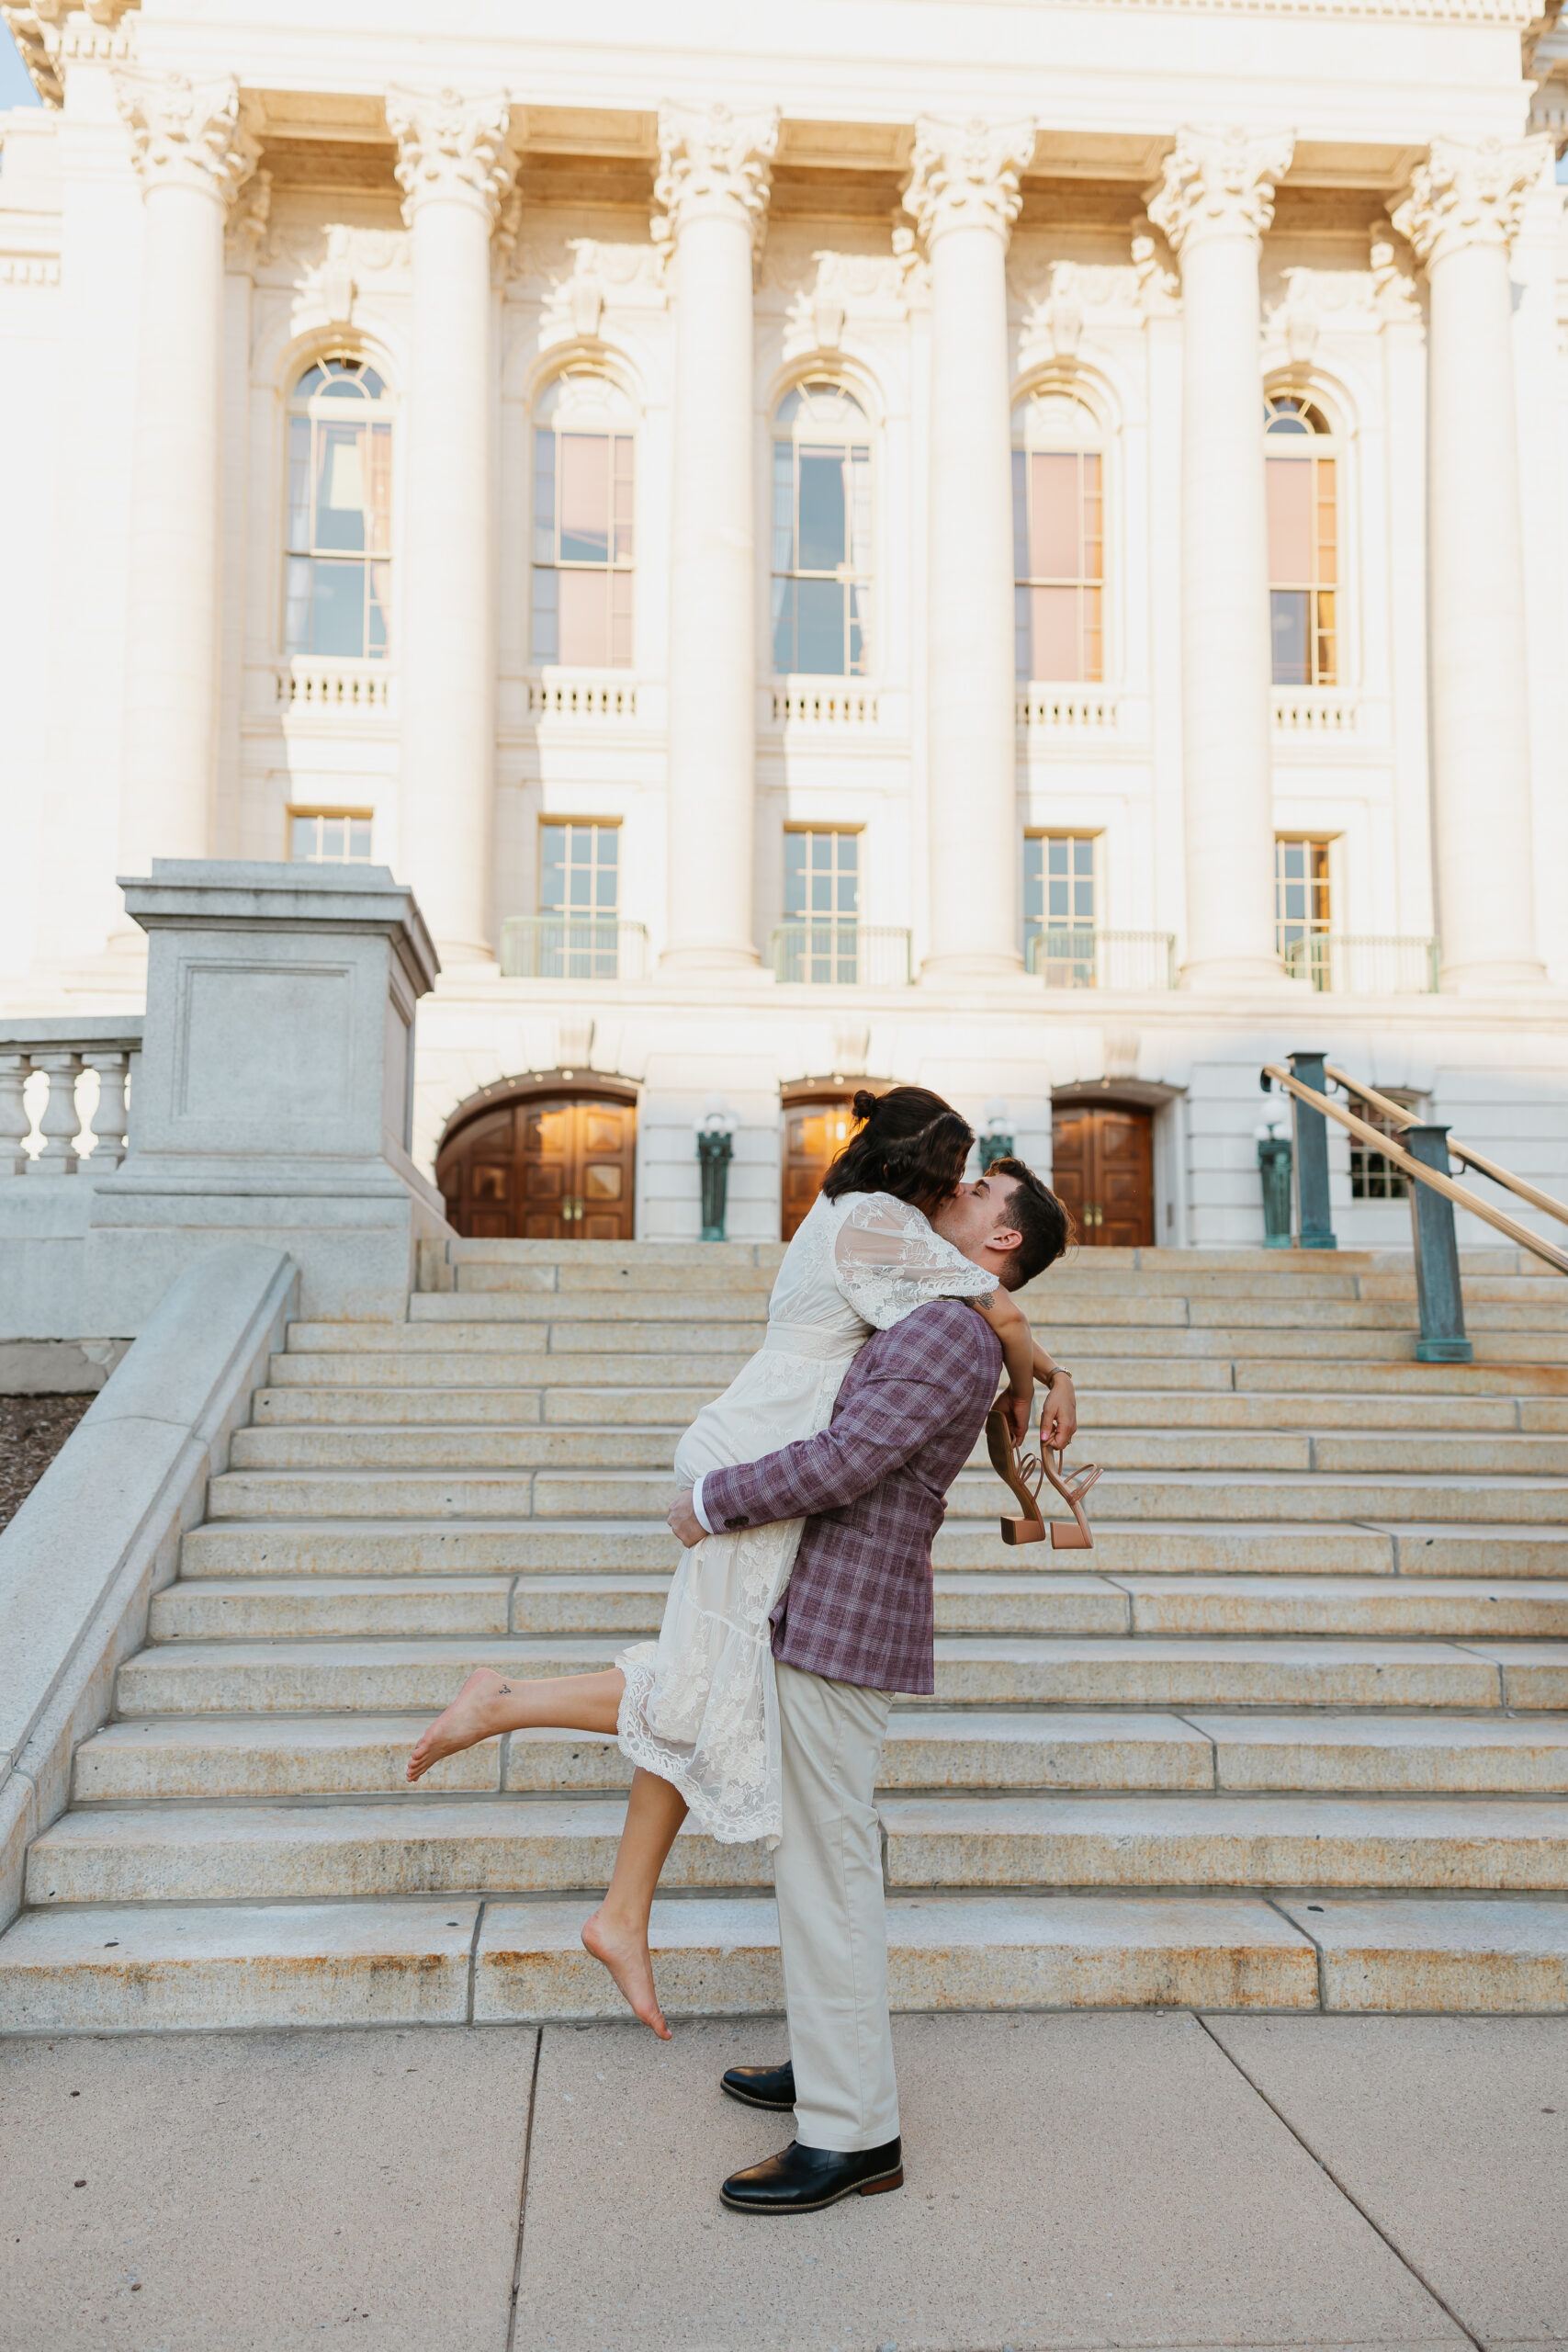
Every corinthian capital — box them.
[1146,126,1295,254]
[652,101,780,251]
[386,86,519,225]
[113,68,261,208]
[1391,133,1551,266]
[902,117,1035,249]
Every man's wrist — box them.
[691,1475,714,1536]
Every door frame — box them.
[777,1077,896,1243]
[435,1070,640,1239]
[1050,1082,1186,1250]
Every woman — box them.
[406,1088,1075,2033]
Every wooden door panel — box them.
[436,1093,637,1241]
[783,1100,855,1242]
[1051,1103,1154,1248]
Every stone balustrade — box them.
[0,1021,143,1179]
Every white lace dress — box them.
[615,1189,998,1846]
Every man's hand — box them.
[667,1487,705,1548]
[1038,1373,1077,1450]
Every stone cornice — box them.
[1391,131,1553,261]
[1146,126,1295,251]
[113,66,260,209]
[386,85,519,226]
[652,101,780,252]
[903,115,1035,248]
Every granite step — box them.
[264,1350,754,1388]
[26,1791,1568,1906]
[112,1634,1545,1715]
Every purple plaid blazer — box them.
[698,1299,1003,1695]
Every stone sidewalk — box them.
[2,2011,1564,2351]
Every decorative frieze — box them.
[652,101,779,253]
[531,235,668,342]
[113,68,261,209]
[0,254,60,285]
[386,86,519,227]
[1146,126,1295,252]
[1392,133,1550,264]
[902,116,1035,249]
[1,2,137,105]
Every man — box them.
[666,1160,1073,2214]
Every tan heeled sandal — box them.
[985,1405,1102,1550]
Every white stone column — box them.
[389,87,518,967]
[905,117,1035,978]
[654,102,779,974]
[1393,135,1551,989]
[113,70,258,880]
[1149,127,1293,989]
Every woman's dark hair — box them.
[819,1085,974,1216]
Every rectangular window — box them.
[1024,833,1098,984]
[1275,835,1333,986]
[538,820,619,978]
[284,415,392,662]
[771,441,872,677]
[288,808,375,864]
[1350,1090,1421,1201]
[1268,454,1337,685]
[781,828,861,982]
[1012,451,1103,684]
[532,430,635,669]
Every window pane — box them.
[1030,584,1079,683]
[848,448,872,575]
[540,824,567,910]
[1266,458,1313,582]
[613,436,635,562]
[367,561,390,659]
[1022,835,1043,922]
[290,815,317,860]
[848,584,868,677]
[795,576,845,675]
[1314,590,1336,687]
[772,443,795,572]
[771,577,796,674]
[315,424,367,553]
[284,555,311,656]
[310,560,367,657]
[531,567,558,665]
[349,820,373,859]
[796,448,847,573]
[1028,453,1079,580]
[1270,589,1310,686]
[534,431,558,563]
[287,416,311,551]
[1011,449,1029,581]
[558,568,609,667]
[1315,458,1337,586]
[610,570,634,669]
[1082,586,1102,684]
[1082,454,1102,581]
[366,424,392,557]
[559,434,611,563]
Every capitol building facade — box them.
[1,0,1565,1250]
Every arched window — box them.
[1012,390,1103,684]
[285,356,392,661]
[771,379,872,677]
[1266,392,1337,686]
[531,371,636,670]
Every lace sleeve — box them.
[831,1192,998,1331]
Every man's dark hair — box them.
[984,1157,1072,1291]
[819,1085,974,1217]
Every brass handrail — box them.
[1321,1063,1568,1233]
[1261,1062,1568,1278]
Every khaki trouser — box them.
[773,1660,897,2153]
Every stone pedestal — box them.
[85,861,449,1323]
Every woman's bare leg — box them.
[406,1666,625,1784]
[581,1767,690,2039]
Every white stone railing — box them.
[1272,691,1358,735]
[0,1021,142,1177]
[275,661,394,713]
[1017,689,1121,729]
[527,677,639,719]
[771,686,880,727]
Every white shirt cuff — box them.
[691,1474,715,1536]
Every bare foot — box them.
[581,1905,671,2039]
[406,1668,513,1784]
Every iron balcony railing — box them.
[1280,933,1439,994]
[1025,927,1178,990]
[499,915,649,981]
[768,921,913,986]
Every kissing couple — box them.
[409,1087,1074,2211]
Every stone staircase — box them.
[4,1238,1568,2033]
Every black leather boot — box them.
[720,2060,795,2111]
[721,2136,903,2213]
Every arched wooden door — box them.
[436,1091,637,1241]
[781,1091,859,1242]
[1051,1102,1155,1248]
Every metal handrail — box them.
[1262,1062,1568,1277]
[1321,1063,1568,1233]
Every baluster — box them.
[84,1050,130,1168]
[26,1051,83,1175]
[0,1053,31,1177]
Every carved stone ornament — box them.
[902,116,1035,250]
[651,101,780,253]
[113,69,262,208]
[1368,219,1421,321]
[1145,126,1295,254]
[1391,133,1551,266]
[225,167,273,271]
[1129,220,1180,315]
[385,85,519,227]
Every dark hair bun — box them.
[852,1089,881,1124]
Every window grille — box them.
[1349,1089,1423,1200]
[537,820,622,978]
[1011,391,1103,684]
[781,828,862,982]
[1266,394,1337,687]
[289,809,375,864]
[531,372,636,670]
[1025,833,1098,982]
[285,356,393,662]
[1276,836,1334,986]
[771,381,872,678]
